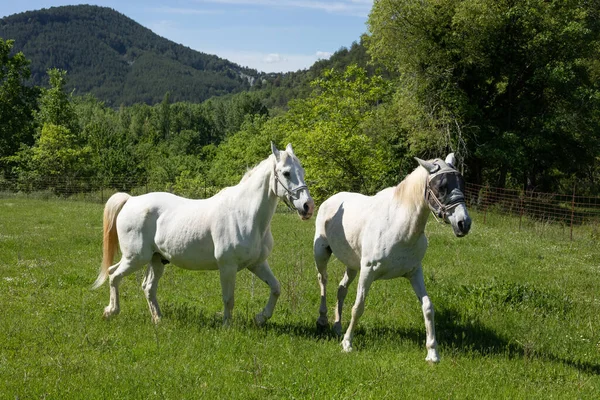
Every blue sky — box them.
[2,1,373,73]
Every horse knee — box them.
[109,273,123,287]
[337,284,348,300]
[271,280,281,298]
[318,272,328,286]
[351,301,365,318]
[422,297,434,318]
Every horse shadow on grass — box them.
[162,301,599,375]
[288,306,599,375]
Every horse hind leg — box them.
[333,267,357,336]
[142,253,166,324]
[103,256,146,319]
[314,235,332,329]
[248,260,281,327]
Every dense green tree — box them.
[0,38,38,172]
[367,0,600,191]
[274,65,395,202]
[9,68,88,190]
[36,68,79,134]
[0,5,257,106]
[31,123,90,179]
[76,95,141,184]
[209,115,277,187]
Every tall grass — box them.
[0,198,598,398]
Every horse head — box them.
[271,142,315,220]
[416,153,472,237]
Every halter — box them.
[273,165,308,212]
[424,162,466,223]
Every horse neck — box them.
[234,155,279,231]
[391,166,431,238]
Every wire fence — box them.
[464,182,600,241]
[0,176,599,241]
[0,176,221,203]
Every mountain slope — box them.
[0,5,260,105]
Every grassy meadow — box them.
[0,197,598,398]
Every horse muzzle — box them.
[452,215,471,237]
[297,197,315,220]
[447,203,471,237]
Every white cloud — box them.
[316,51,332,60]
[208,50,332,72]
[264,53,285,64]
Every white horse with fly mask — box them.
[313,153,471,362]
[93,143,314,326]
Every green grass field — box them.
[0,198,598,398]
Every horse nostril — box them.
[458,220,464,232]
[303,203,309,212]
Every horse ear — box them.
[271,141,281,161]
[415,157,437,174]
[285,143,295,156]
[445,153,456,168]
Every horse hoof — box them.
[341,340,353,353]
[425,350,440,363]
[222,315,233,327]
[103,307,117,319]
[254,313,268,327]
[316,316,329,330]
[332,322,343,336]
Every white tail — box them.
[92,192,131,289]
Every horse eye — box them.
[283,171,291,178]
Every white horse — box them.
[93,143,314,326]
[313,153,471,362]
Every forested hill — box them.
[0,5,263,105]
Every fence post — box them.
[570,183,576,241]
[519,194,524,231]
[483,185,489,224]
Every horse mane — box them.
[240,154,276,182]
[393,163,429,209]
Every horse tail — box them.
[92,192,131,289]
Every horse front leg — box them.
[333,267,357,336]
[341,265,374,352]
[248,261,280,327]
[314,235,332,329]
[409,266,440,363]
[218,263,238,326]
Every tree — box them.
[275,65,396,202]
[31,123,90,181]
[209,115,275,187]
[77,95,141,184]
[0,39,38,173]
[367,0,600,191]
[36,68,79,135]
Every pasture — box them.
[0,197,598,398]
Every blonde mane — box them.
[393,164,429,209]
